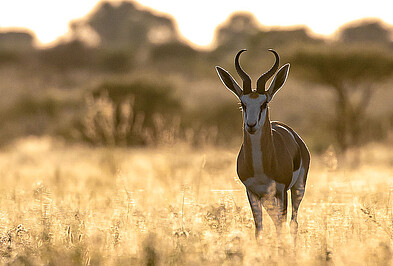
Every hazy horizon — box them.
[1,0,393,49]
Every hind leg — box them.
[282,190,288,225]
[290,175,306,246]
[247,190,263,239]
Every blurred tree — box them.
[149,42,206,75]
[210,14,323,73]
[70,1,178,51]
[0,31,34,51]
[40,40,97,70]
[337,20,393,46]
[292,47,393,151]
[213,12,260,51]
[250,28,323,50]
[150,42,198,62]
[0,31,35,65]
[98,49,133,72]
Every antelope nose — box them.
[247,122,257,128]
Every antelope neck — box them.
[243,112,275,177]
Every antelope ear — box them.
[266,64,290,102]
[216,66,242,98]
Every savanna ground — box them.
[1,137,393,265]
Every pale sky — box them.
[0,0,392,48]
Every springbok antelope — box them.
[216,49,310,242]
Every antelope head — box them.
[216,49,290,134]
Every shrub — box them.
[0,93,81,145]
[92,81,181,123]
[78,81,183,146]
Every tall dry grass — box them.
[0,137,392,265]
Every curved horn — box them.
[256,49,280,93]
[235,49,252,94]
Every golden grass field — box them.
[1,137,393,265]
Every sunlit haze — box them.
[0,0,392,48]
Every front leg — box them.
[261,183,286,237]
[247,190,263,239]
